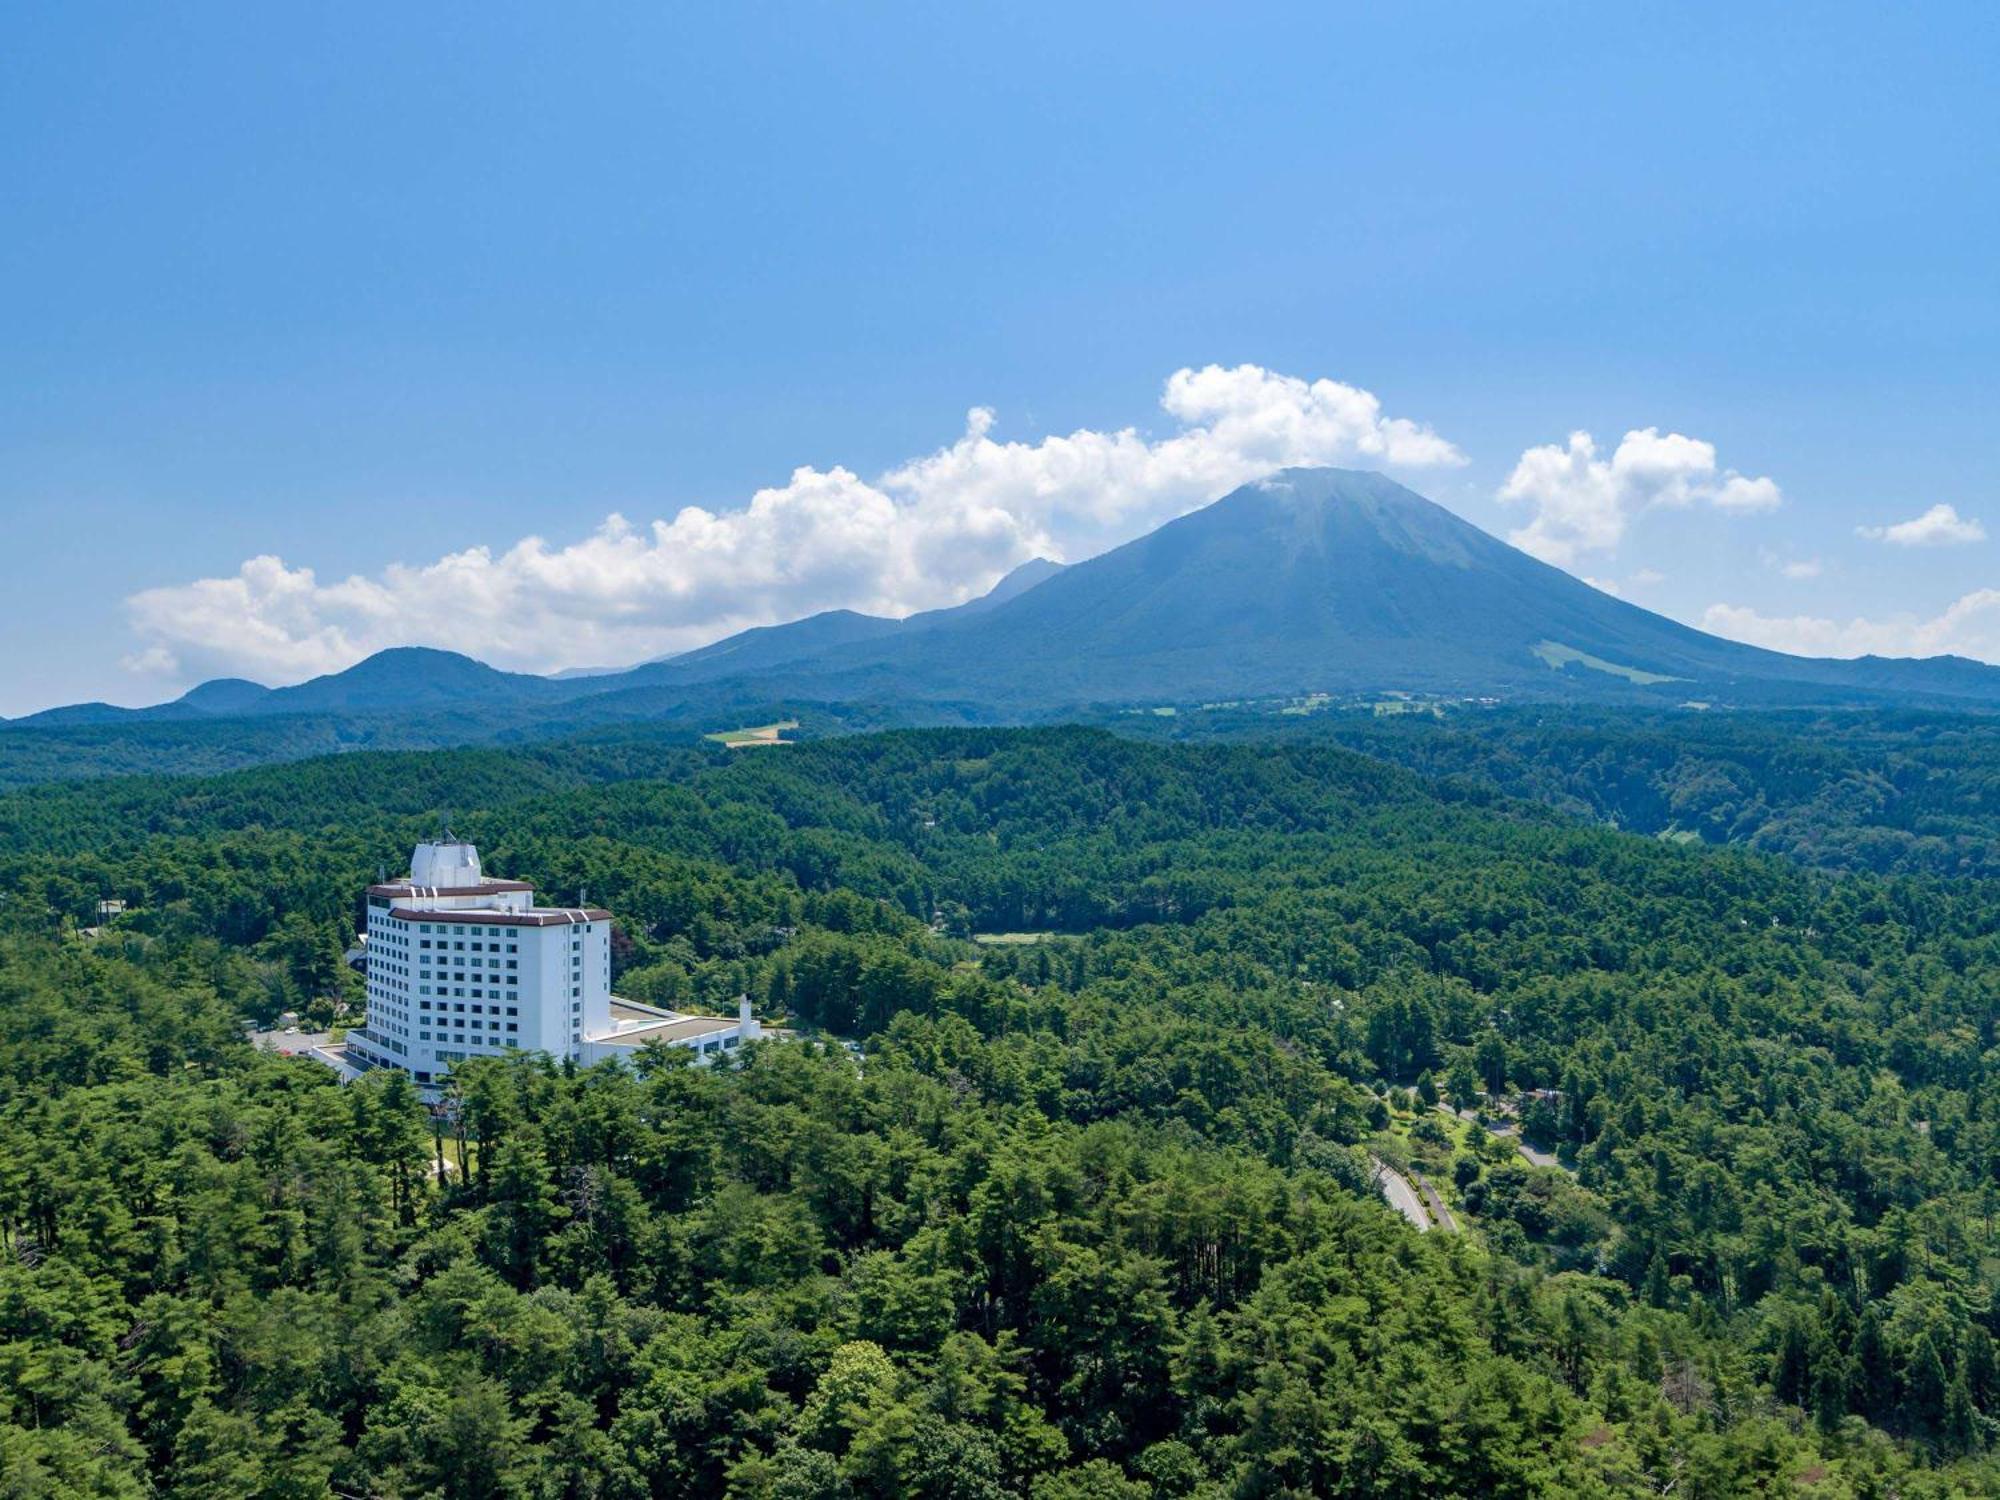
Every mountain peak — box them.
[175,677,272,715]
[954,556,1067,615]
[15,470,2000,735]
[807,467,2000,708]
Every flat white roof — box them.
[590,1016,737,1048]
[588,997,739,1048]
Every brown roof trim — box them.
[394,907,613,928]
[369,881,535,898]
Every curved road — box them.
[1371,1157,1430,1233]
[1435,1102,1573,1174]
[1412,1171,1460,1233]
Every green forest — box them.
[1122,705,2000,881]
[3,725,1999,1497]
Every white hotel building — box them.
[342,839,759,1088]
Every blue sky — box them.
[1,2,1995,714]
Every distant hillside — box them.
[623,468,2000,710]
[4,468,1994,786]
[662,610,908,679]
[176,677,272,714]
[647,556,1067,684]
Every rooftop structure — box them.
[341,839,759,1088]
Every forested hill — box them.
[6,703,1996,885]
[1120,705,2000,881]
[1317,707,2000,879]
[3,727,1999,1495]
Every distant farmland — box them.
[705,719,800,748]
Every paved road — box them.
[249,1028,332,1055]
[1412,1171,1460,1233]
[1371,1157,1430,1233]
[1435,1103,1573,1174]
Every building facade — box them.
[342,839,758,1087]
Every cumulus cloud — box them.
[1856,503,1986,547]
[1496,427,1780,566]
[1583,568,1667,597]
[124,364,1464,686]
[1700,590,2000,663]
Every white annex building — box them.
[342,838,760,1088]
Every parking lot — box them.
[248,1027,333,1057]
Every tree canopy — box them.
[1,724,1997,1496]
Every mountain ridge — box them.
[618,468,1998,709]
[8,471,1996,746]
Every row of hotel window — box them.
[367,1035,522,1057]
[402,923,563,938]
[389,926,592,950]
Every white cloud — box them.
[1856,503,1986,547]
[1700,590,2000,663]
[118,644,178,676]
[1758,548,1823,579]
[124,364,1464,686]
[1628,568,1666,587]
[1583,577,1620,597]
[1496,427,1780,566]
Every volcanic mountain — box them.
[8,469,1997,774]
[621,467,1999,708]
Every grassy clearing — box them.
[705,719,801,748]
[1532,639,1685,686]
[972,931,1056,945]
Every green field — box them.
[704,718,800,747]
[1532,638,1685,685]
